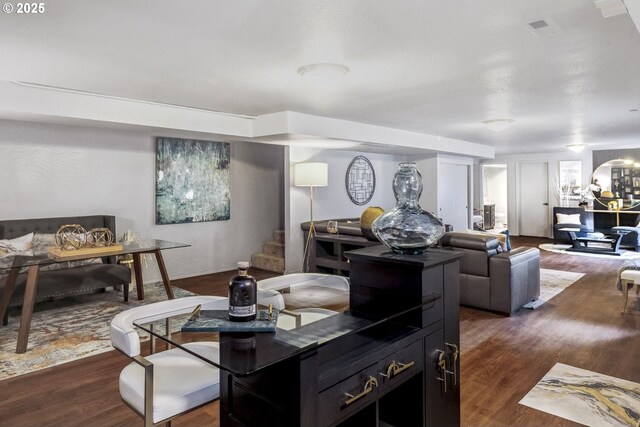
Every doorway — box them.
[482,164,508,231]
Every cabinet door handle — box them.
[446,342,459,385]
[380,360,415,380]
[344,376,378,406]
[436,350,454,393]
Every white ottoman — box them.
[619,270,640,312]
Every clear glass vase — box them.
[371,162,445,254]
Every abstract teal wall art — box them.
[156,137,230,224]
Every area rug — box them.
[539,243,640,260]
[523,268,584,309]
[0,283,195,380]
[520,363,640,426]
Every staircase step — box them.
[263,241,284,257]
[251,253,285,274]
[273,230,285,244]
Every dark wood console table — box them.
[307,233,381,276]
[588,209,640,231]
[135,247,462,426]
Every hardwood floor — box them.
[1,239,638,426]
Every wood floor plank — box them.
[1,241,638,427]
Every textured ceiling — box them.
[0,0,639,154]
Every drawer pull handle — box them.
[344,376,378,406]
[381,360,415,380]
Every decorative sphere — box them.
[360,206,384,241]
[55,224,87,251]
[88,227,114,247]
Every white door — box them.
[439,163,469,231]
[519,162,549,237]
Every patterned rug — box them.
[523,268,584,309]
[520,363,640,426]
[0,283,195,380]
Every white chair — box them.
[619,270,640,313]
[110,295,227,427]
[257,273,349,330]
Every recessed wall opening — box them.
[482,164,508,232]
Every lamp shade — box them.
[294,163,328,187]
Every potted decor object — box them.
[372,162,445,254]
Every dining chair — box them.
[110,295,227,427]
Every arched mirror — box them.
[590,159,640,210]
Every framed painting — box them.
[156,137,230,224]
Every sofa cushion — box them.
[556,213,581,225]
[0,232,33,252]
[440,232,500,251]
[440,232,500,277]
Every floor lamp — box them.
[295,162,328,272]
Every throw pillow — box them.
[556,213,581,225]
[499,229,511,251]
[31,233,56,254]
[0,232,34,252]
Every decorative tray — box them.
[181,309,278,332]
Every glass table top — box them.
[0,239,189,271]
[133,294,434,377]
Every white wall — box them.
[415,155,474,230]
[0,119,283,281]
[285,146,407,272]
[415,157,438,215]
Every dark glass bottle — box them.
[228,261,257,322]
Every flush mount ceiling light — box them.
[481,119,514,132]
[594,0,628,18]
[297,63,349,85]
[567,143,585,152]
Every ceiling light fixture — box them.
[567,143,585,152]
[297,63,349,86]
[594,0,628,18]
[482,119,514,132]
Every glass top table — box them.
[0,239,189,270]
[0,239,189,353]
[133,293,434,376]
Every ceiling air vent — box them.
[528,20,549,30]
[525,18,561,37]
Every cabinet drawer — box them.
[377,340,423,394]
[318,364,379,426]
[421,266,444,327]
